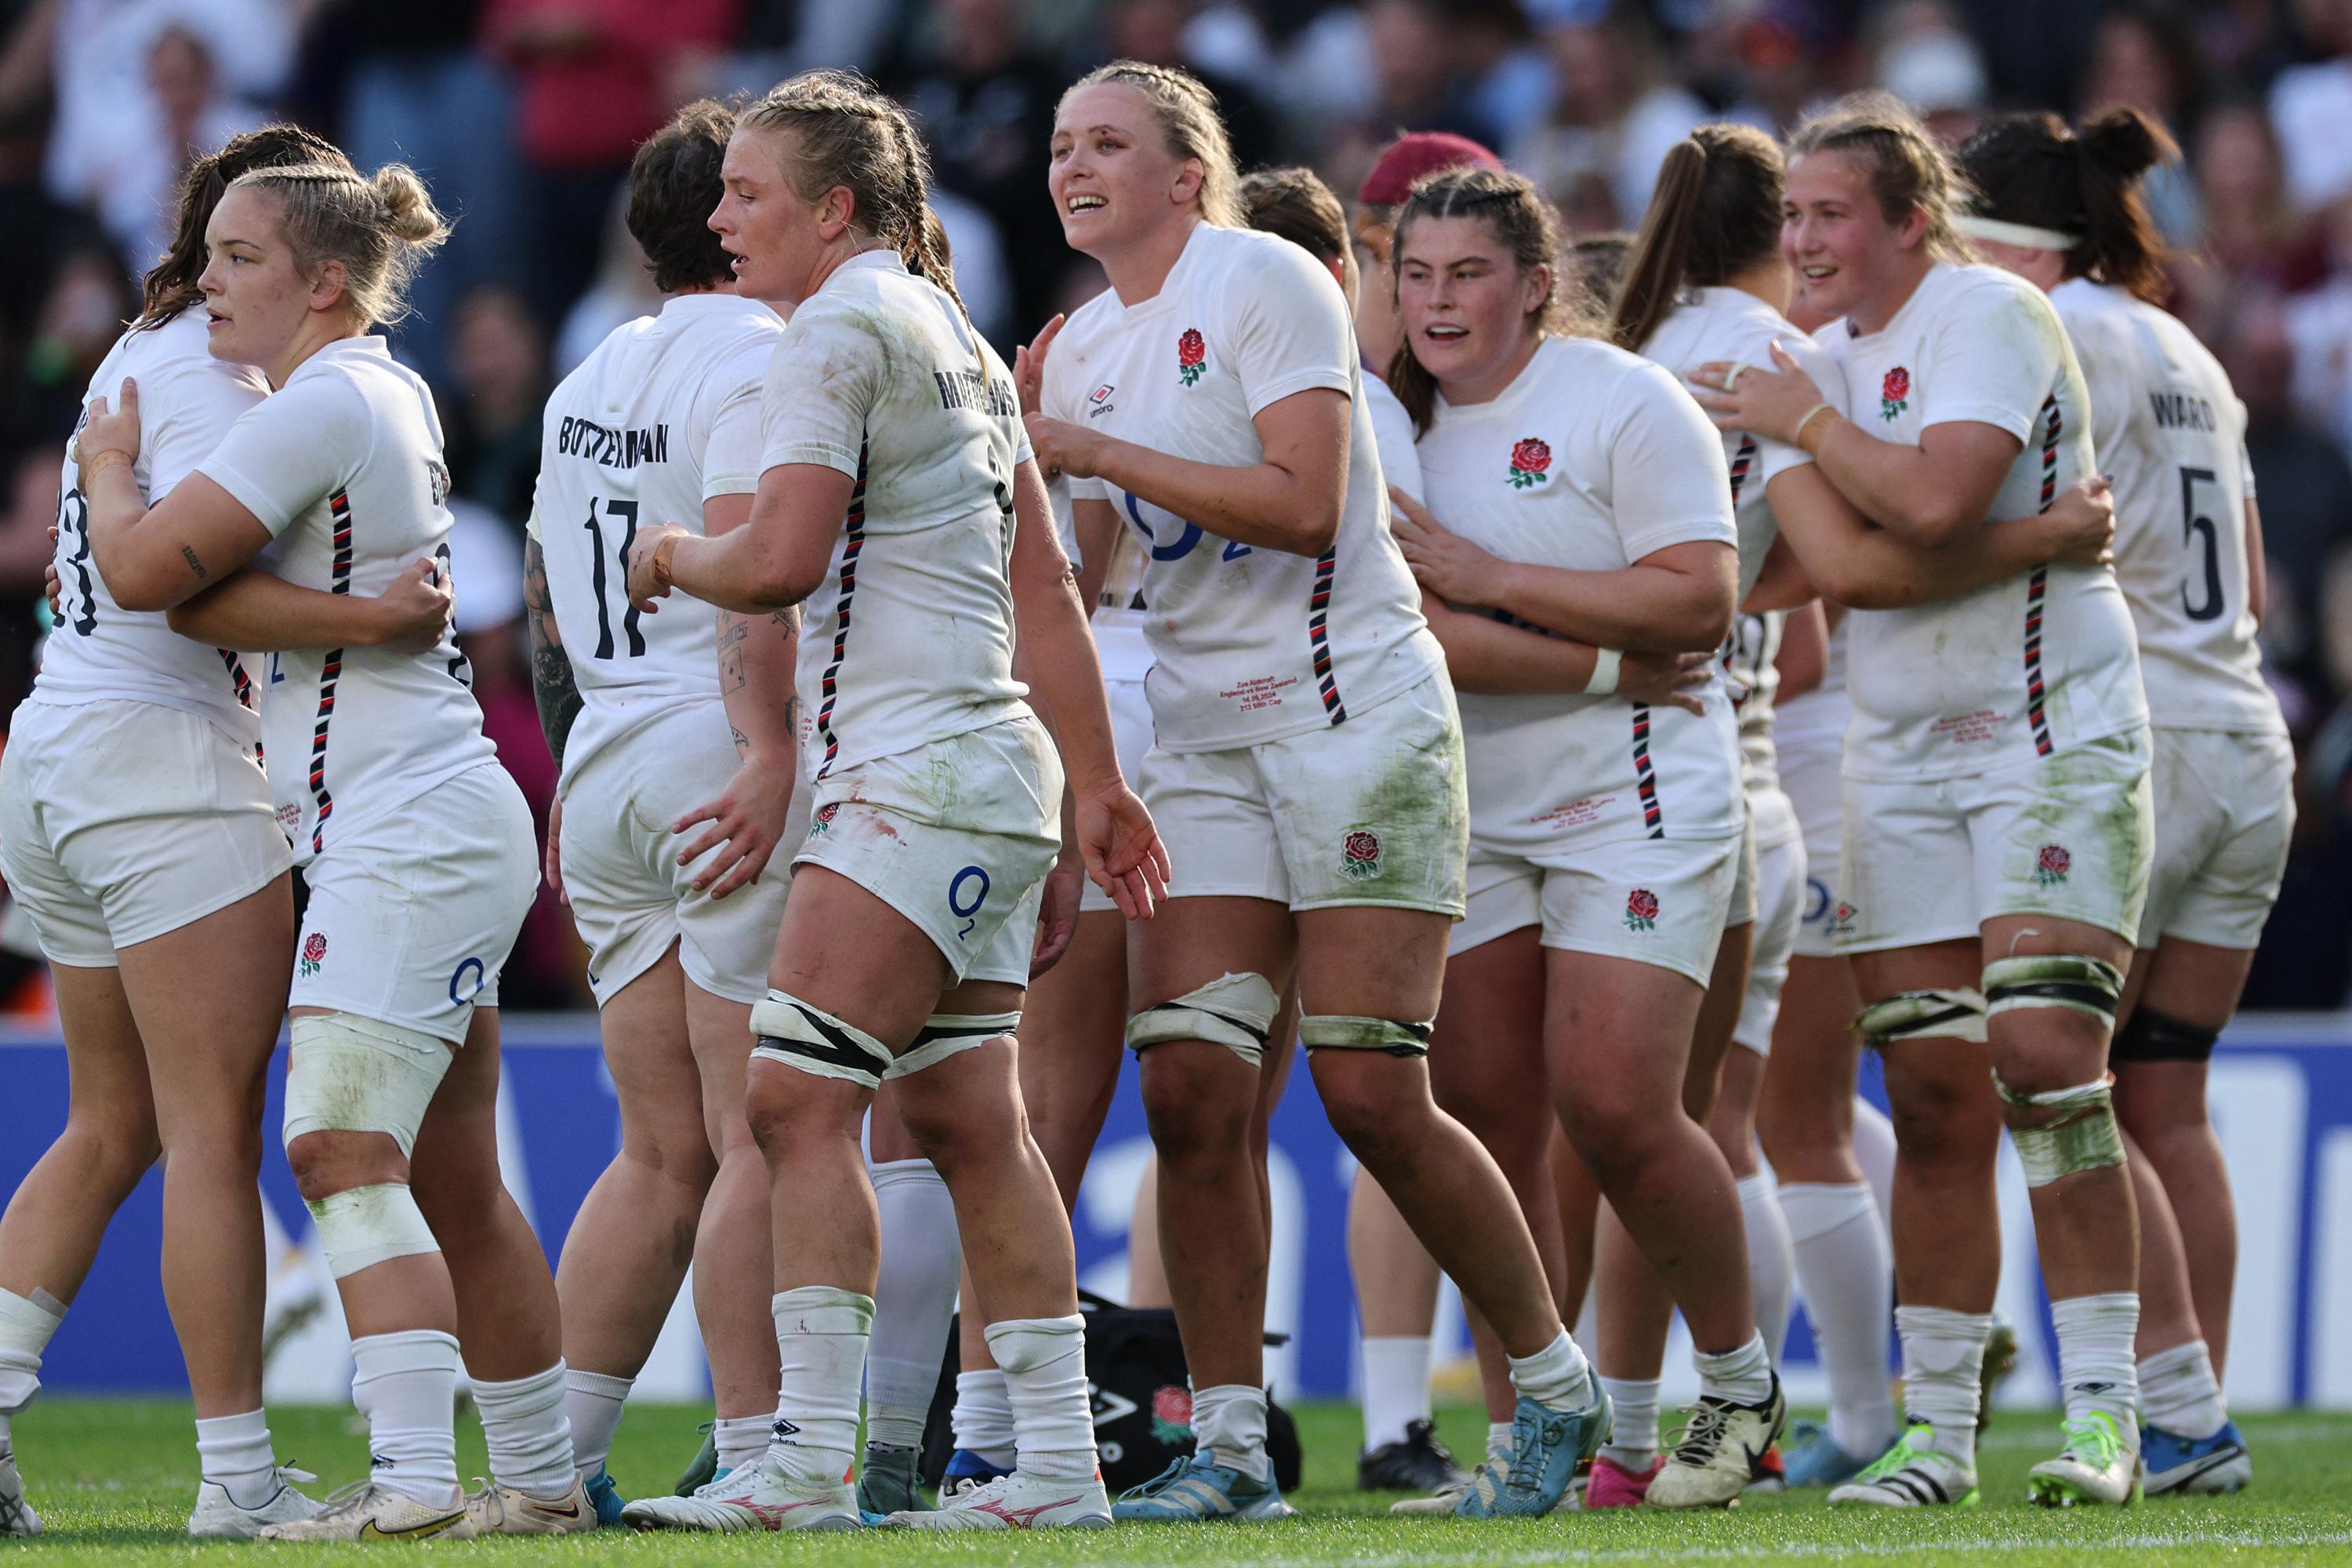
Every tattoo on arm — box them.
[731,724,750,755]
[718,613,750,693]
[180,544,208,583]
[523,535,582,766]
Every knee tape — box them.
[750,991,891,1090]
[282,1012,452,1158]
[309,1182,439,1279]
[1299,1015,1432,1058]
[1127,971,1281,1063]
[1854,988,1987,1050]
[887,1011,1018,1079]
[1993,1075,2125,1185]
[1984,954,2125,1025]
[2111,1006,2219,1063]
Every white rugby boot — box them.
[619,1454,859,1532]
[187,1465,324,1538]
[885,1468,1112,1530]
[1828,1426,1981,1508]
[1646,1378,1788,1509]
[2028,1411,2142,1507]
[0,1443,38,1536]
[256,1479,466,1541]
[445,1472,599,1537]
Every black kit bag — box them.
[920,1290,1301,1494]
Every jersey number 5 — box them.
[2179,466,2225,624]
[583,496,648,659]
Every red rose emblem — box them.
[1178,328,1205,368]
[2038,844,2071,876]
[1511,437,1551,474]
[1627,888,1660,922]
[1152,1385,1193,1428]
[1883,368,1910,403]
[1345,830,1380,864]
[302,932,327,964]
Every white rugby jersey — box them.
[2053,278,2283,737]
[1044,223,1443,751]
[197,336,493,860]
[529,292,782,787]
[758,250,1031,777]
[1416,333,1744,849]
[1773,614,1848,756]
[42,309,267,735]
[1641,287,1849,601]
[1822,263,2146,782]
[1724,608,1785,796]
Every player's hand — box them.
[1022,412,1102,482]
[1013,313,1065,416]
[543,796,568,907]
[1075,779,1171,920]
[43,528,60,620]
[673,745,794,899]
[2042,474,2117,568]
[1686,343,1829,445]
[1620,649,1714,715]
[626,522,689,613]
[1029,848,1083,976]
[74,379,141,488]
[1390,485,1504,608]
[370,557,456,652]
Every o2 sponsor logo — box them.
[449,956,487,1006]
[949,866,991,942]
[1122,490,1250,565]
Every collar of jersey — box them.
[1843,260,1955,345]
[1102,221,1208,322]
[285,333,391,381]
[1432,332,1563,420]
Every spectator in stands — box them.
[2270,0,2352,214]
[439,285,549,530]
[2078,1,2206,244]
[1513,0,1704,231]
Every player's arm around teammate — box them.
[612,71,1163,1535]
[1701,94,2154,1509]
[83,158,575,1541]
[1025,67,1605,1522]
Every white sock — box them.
[768,1287,871,1483]
[1781,1181,1899,1458]
[986,1316,1097,1479]
[1894,1305,1991,1465]
[2139,1340,2227,1439]
[350,1330,462,1506]
[1598,1376,1661,1470]
[2049,1292,2140,1431]
[1484,1421,1512,1466]
[563,1368,631,1479]
[0,1287,64,1443]
[1189,1383,1269,1482]
[868,1160,958,1454]
[715,1414,771,1475]
[1505,1327,1595,1413]
[1737,1174,1794,1364]
[1695,1330,1775,1406]
[951,1369,1016,1468]
[470,1359,575,1497]
[193,1409,278,1508]
[1359,1335,1433,1451]
[1851,1098,1898,1222]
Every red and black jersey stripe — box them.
[307,488,354,852]
[813,441,869,779]
[1632,704,1664,839]
[1308,545,1348,725]
[2023,397,2060,757]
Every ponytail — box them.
[1612,124,1785,350]
[1611,140,1708,351]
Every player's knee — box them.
[281,1011,448,1200]
[59,1112,161,1198]
[1139,1065,1253,1167]
[1559,1089,1669,1178]
[744,990,888,1150]
[1993,1073,2125,1186]
[285,1129,406,1205]
[1127,971,1280,1065]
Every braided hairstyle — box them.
[225,160,449,329]
[1385,167,1591,434]
[1786,90,1973,265]
[742,70,965,321]
[1058,60,1244,228]
[135,123,351,332]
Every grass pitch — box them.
[5,1401,2348,1565]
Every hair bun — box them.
[372,163,450,247]
[2078,106,2174,181]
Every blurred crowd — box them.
[0,0,2350,1008]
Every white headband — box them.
[1954,214,2079,251]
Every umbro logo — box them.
[772,1418,802,1439]
[1087,383,1116,419]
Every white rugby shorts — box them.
[1732,793,1806,1058]
[1836,728,2153,956]
[793,716,1061,986]
[1454,827,1740,985]
[561,702,800,1006]
[1135,673,1468,916]
[1778,728,1844,961]
[2140,726,2292,951]
[292,760,537,1043]
[0,697,289,966]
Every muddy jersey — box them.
[1416,333,1744,849]
[2053,278,2282,737]
[1044,222,1443,752]
[1821,263,2147,782]
[196,336,493,861]
[531,292,782,787]
[43,309,267,735]
[758,250,1031,778]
